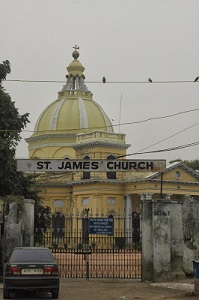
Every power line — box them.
[1,103,199,156]
[5,79,199,84]
[118,108,199,126]
[1,107,199,133]
[131,122,199,154]
[123,141,199,157]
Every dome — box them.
[31,48,114,137]
[34,93,114,135]
[26,47,128,159]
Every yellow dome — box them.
[32,48,114,136]
[34,93,114,134]
[26,47,126,159]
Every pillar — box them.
[125,195,132,243]
[22,199,35,246]
[170,199,185,279]
[141,193,153,281]
[142,194,187,282]
[152,199,171,281]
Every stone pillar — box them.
[142,194,189,282]
[125,195,132,243]
[3,202,22,261]
[182,196,199,275]
[170,200,185,279]
[141,193,154,281]
[22,199,35,247]
[152,199,171,281]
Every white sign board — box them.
[17,159,166,172]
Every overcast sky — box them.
[1,0,199,163]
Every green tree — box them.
[169,159,199,171]
[0,60,11,83]
[0,60,29,196]
[0,60,51,238]
[183,159,199,171]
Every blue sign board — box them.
[89,218,114,235]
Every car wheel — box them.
[51,288,59,299]
[3,287,10,299]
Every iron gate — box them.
[34,213,141,279]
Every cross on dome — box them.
[72,45,80,59]
[73,45,79,51]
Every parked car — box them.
[3,247,60,299]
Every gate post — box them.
[141,193,153,281]
[170,199,185,279]
[152,199,171,281]
[22,199,35,247]
[142,196,185,282]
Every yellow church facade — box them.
[26,48,199,245]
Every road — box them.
[0,278,196,299]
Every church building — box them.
[26,47,199,246]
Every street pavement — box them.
[0,278,195,299]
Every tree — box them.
[0,60,29,196]
[0,61,52,278]
[0,60,51,238]
[183,159,199,171]
[169,159,199,171]
[0,60,11,83]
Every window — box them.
[53,199,64,208]
[82,198,90,206]
[107,155,116,179]
[175,171,181,179]
[83,155,90,179]
[52,212,65,240]
[107,198,116,206]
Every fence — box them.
[34,213,141,279]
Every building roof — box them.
[146,161,199,180]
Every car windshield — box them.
[10,249,54,263]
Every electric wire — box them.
[1,107,199,133]
[5,79,199,84]
[2,108,199,155]
[2,83,199,155]
[124,141,199,157]
[127,122,199,155]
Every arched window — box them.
[83,155,90,179]
[107,155,116,179]
[52,212,65,241]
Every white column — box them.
[125,194,132,242]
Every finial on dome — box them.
[72,45,80,59]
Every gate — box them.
[34,213,141,279]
